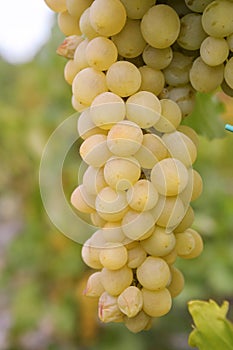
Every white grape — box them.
[141,5,180,49]
[126,90,161,128]
[107,120,143,157]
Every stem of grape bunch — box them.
[44,0,233,334]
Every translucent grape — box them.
[82,166,107,195]
[167,266,185,298]
[177,13,207,50]
[141,226,176,257]
[151,158,189,196]
[79,134,112,167]
[112,19,146,58]
[107,120,143,157]
[142,45,173,70]
[126,179,159,212]
[154,99,182,133]
[142,288,172,317]
[202,0,233,38]
[200,37,229,66]
[139,65,165,96]
[224,57,233,89]
[137,256,171,290]
[89,0,127,36]
[58,10,81,36]
[141,5,180,49]
[104,156,141,191]
[79,8,99,39]
[117,286,143,318]
[120,0,155,19]
[106,61,141,97]
[70,184,96,213]
[45,0,66,12]
[134,133,168,169]
[90,92,126,130]
[99,242,128,269]
[66,0,93,19]
[95,186,128,222]
[84,271,105,297]
[126,90,161,128]
[86,37,118,71]
[72,67,108,105]
[77,108,107,140]
[100,266,133,296]
[122,210,155,240]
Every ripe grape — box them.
[141,5,180,49]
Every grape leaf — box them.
[188,299,233,350]
[183,92,225,139]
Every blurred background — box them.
[0,1,233,349]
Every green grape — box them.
[64,59,80,85]
[178,228,204,259]
[136,256,171,290]
[72,67,108,105]
[224,57,233,89]
[102,221,129,244]
[175,230,196,256]
[127,242,147,268]
[124,310,152,333]
[100,265,133,296]
[99,242,128,269]
[163,52,193,87]
[106,61,142,97]
[86,37,118,71]
[162,131,197,167]
[120,0,155,19]
[77,108,107,140]
[142,288,172,317]
[98,291,123,322]
[142,45,173,70]
[58,10,81,36]
[151,158,189,196]
[90,92,126,130]
[90,0,127,36]
[112,19,146,58]
[45,0,67,13]
[107,121,143,157]
[141,5,180,49]
[79,134,112,167]
[71,184,96,213]
[122,210,155,240]
[126,90,161,128]
[200,36,229,66]
[167,266,185,298]
[104,156,141,191]
[141,226,176,257]
[79,8,99,39]
[151,195,185,230]
[177,13,207,50]
[154,99,182,133]
[81,230,105,269]
[185,0,213,13]
[174,205,195,233]
[202,0,233,38]
[95,186,128,222]
[134,133,168,169]
[139,65,165,96]
[73,38,89,71]
[66,0,93,19]
[117,286,143,318]
[82,166,107,195]
[84,271,105,297]
[126,179,159,212]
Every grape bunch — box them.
[44,0,232,332]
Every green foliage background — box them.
[0,25,232,350]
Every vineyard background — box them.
[0,24,233,350]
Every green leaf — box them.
[188,299,233,350]
[183,92,225,139]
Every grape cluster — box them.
[44,0,232,332]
